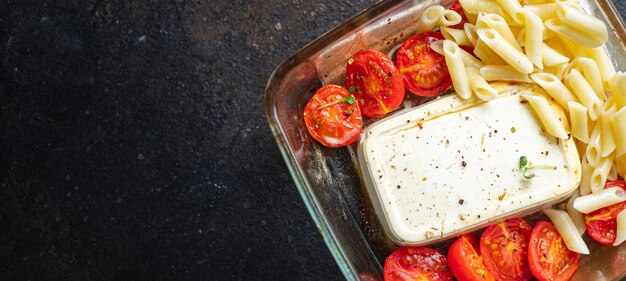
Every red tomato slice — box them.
[303,84,363,147]
[479,218,533,281]
[384,246,453,281]
[584,180,626,245]
[346,49,404,118]
[528,221,579,281]
[449,1,469,29]
[448,235,496,281]
[395,32,452,97]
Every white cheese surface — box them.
[358,83,580,245]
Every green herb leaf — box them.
[519,156,528,169]
[349,86,356,94]
[523,169,536,179]
[345,95,355,105]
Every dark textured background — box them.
[0,0,624,280]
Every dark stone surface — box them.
[0,0,624,280]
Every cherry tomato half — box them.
[528,221,579,281]
[448,235,496,281]
[449,1,469,29]
[584,180,626,245]
[303,84,363,147]
[384,246,453,281]
[479,218,533,281]
[346,49,404,118]
[395,32,452,97]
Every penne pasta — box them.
[477,28,533,73]
[565,69,602,121]
[531,72,577,110]
[475,13,522,51]
[590,155,614,194]
[524,3,557,20]
[567,191,587,235]
[586,47,616,84]
[573,186,626,213]
[567,58,606,99]
[464,23,479,46]
[522,94,569,139]
[524,0,548,4]
[542,43,570,67]
[614,210,626,246]
[430,40,444,55]
[609,161,619,181]
[418,5,445,33]
[480,65,532,83]
[495,0,525,24]
[568,102,590,143]
[438,10,463,27]
[466,67,498,100]
[544,63,568,80]
[600,105,617,157]
[524,9,544,69]
[459,0,504,15]
[580,157,593,195]
[586,121,602,168]
[460,48,484,69]
[555,2,608,45]
[618,154,626,179]
[474,39,506,65]
[613,107,626,157]
[545,18,605,48]
[543,208,590,254]
[444,40,472,99]
[610,73,626,109]
[441,27,472,46]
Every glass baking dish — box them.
[264,0,626,280]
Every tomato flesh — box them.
[384,246,453,281]
[528,221,579,281]
[302,85,363,147]
[448,235,496,281]
[479,218,533,281]
[346,49,404,118]
[395,32,452,97]
[584,180,626,245]
[449,1,469,29]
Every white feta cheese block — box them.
[358,82,581,245]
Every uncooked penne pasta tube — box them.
[524,3,557,20]
[567,191,587,235]
[613,107,626,157]
[568,58,605,99]
[542,43,570,67]
[466,67,498,100]
[475,13,522,51]
[459,0,503,15]
[587,121,602,168]
[531,73,577,110]
[614,210,626,246]
[586,47,616,84]
[441,27,472,46]
[591,155,614,194]
[443,40,471,99]
[464,23,479,46]
[524,9,543,69]
[543,209,590,254]
[568,102,589,143]
[495,0,525,24]
[610,73,626,108]
[565,69,602,121]
[418,5,445,33]
[474,39,506,65]
[600,105,617,157]
[522,94,569,139]
[544,63,568,80]
[545,18,605,48]
[555,2,608,45]
[481,65,532,83]
[574,186,626,213]
[477,28,533,73]
[580,157,593,195]
[438,10,463,27]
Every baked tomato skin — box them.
[303,84,363,147]
[346,49,404,118]
[528,221,579,281]
[395,32,452,97]
[449,1,469,29]
[448,235,496,281]
[479,218,533,281]
[584,180,626,245]
[384,246,453,281]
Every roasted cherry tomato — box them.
[448,235,496,281]
[479,218,533,281]
[449,1,469,29]
[346,49,404,118]
[528,221,579,281]
[584,180,626,245]
[303,84,363,147]
[384,246,453,281]
[395,32,452,97]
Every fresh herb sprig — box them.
[519,155,557,179]
[317,86,356,110]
